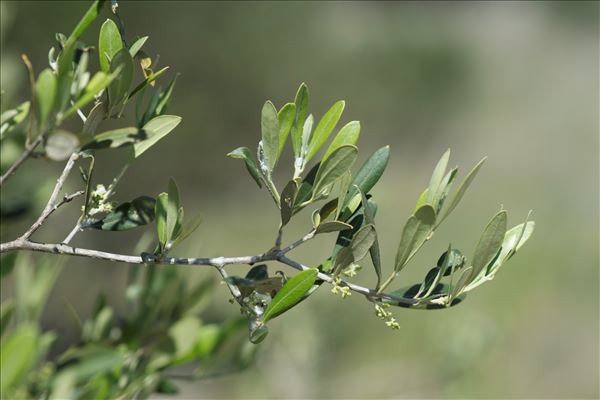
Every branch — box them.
[0,238,419,307]
[20,153,80,240]
[0,134,44,186]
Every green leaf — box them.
[322,120,360,161]
[81,127,142,151]
[469,210,507,282]
[127,66,170,101]
[166,178,181,244]
[426,149,450,204]
[82,102,105,136]
[172,213,203,249]
[344,146,390,209]
[64,71,116,118]
[0,300,14,337]
[132,115,182,157]
[262,269,318,322]
[108,48,134,109]
[277,103,296,157]
[0,101,30,140]
[312,145,358,199]
[439,157,486,224]
[261,101,279,172]
[227,147,263,188]
[155,193,169,251]
[432,167,458,214]
[154,74,178,117]
[394,205,436,272]
[98,19,123,72]
[45,130,79,161]
[280,180,298,226]
[35,69,57,128]
[359,188,382,289]
[90,196,155,231]
[315,221,352,234]
[306,100,345,162]
[333,224,376,273]
[414,188,429,213]
[451,266,473,301]
[292,83,309,158]
[129,36,148,57]
[0,324,38,397]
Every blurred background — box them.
[1,1,598,398]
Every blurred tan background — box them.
[1,1,598,398]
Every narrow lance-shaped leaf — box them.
[132,115,182,158]
[315,221,352,234]
[129,36,148,57]
[359,188,382,289]
[155,193,169,252]
[312,145,358,199]
[280,180,298,227]
[426,149,450,204]
[277,103,296,157]
[0,324,38,397]
[0,101,30,139]
[432,167,458,214]
[343,145,390,210]
[322,120,360,161]
[172,213,203,249]
[468,210,507,283]
[261,101,279,172]
[227,147,263,188]
[166,178,181,246]
[394,205,436,272]
[438,157,486,225]
[262,268,318,322]
[292,83,308,158]
[306,100,345,162]
[35,69,57,128]
[333,224,376,273]
[98,19,123,72]
[107,48,133,110]
[81,127,142,151]
[64,71,117,118]
[126,66,170,101]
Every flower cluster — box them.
[331,278,351,298]
[374,303,400,330]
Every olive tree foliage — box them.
[0,1,535,398]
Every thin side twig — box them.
[0,134,44,186]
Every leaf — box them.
[166,178,181,244]
[227,147,263,188]
[107,48,133,109]
[155,193,169,251]
[0,101,30,140]
[277,103,296,157]
[45,130,79,161]
[0,324,38,397]
[293,162,319,209]
[306,100,345,162]
[81,127,142,151]
[312,145,358,199]
[414,188,429,213]
[426,149,450,204]
[432,167,458,214]
[315,221,352,234]
[98,19,123,72]
[129,36,148,57]
[344,146,390,209]
[90,196,155,231]
[35,69,57,128]
[322,120,360,161]
[261,101,279,172]
[172,213,203,249]
[127,66,170,101]
[0,301,14,337]
[439,157,486,224]
[359,188,382,289]
[154,74,178,116]
[280,180,298,226]
[469,210,507,282]
[132,115,182,157]
[333,224,376,272]
[451,266,473,301]
[292,83,308,158]
[394,205,436,272]
[64,71,116,118]
[262,269,318,322]
[82,102,105,136]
